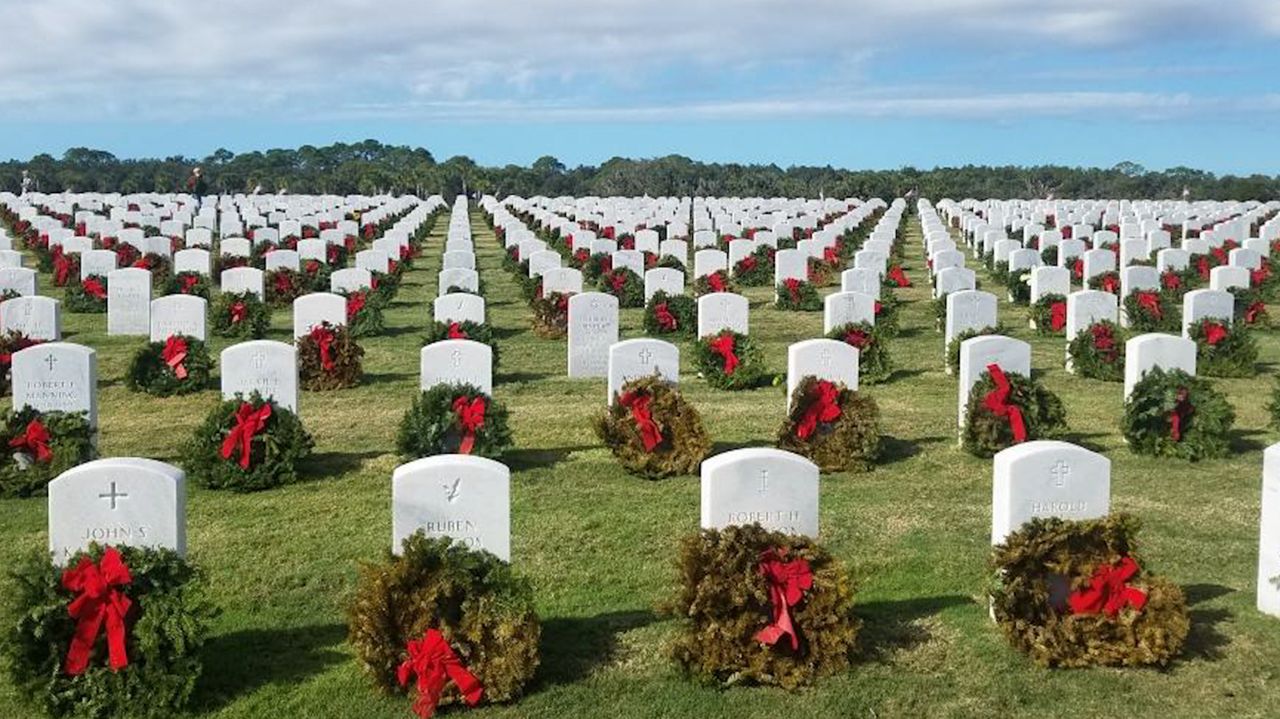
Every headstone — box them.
[944,290,999,348]
[174,248,211,275]
[1259,443,1280,617]
[1124,334,1197,399]
[107,267,150,336]
[0,267,37,296]
[1209,265,1251,292]
[1181,289,1235,337]
[221,266,265,300]
[0,295,60,340]
[442,250,475,271]
[221,340,299,412]
[934,267,976,298]
[774,248,807,284]
[696,292,749,337]
[47,458,186,563]
[80,249,118,279]
[12,342,98,428]
[264,249,300,272]
[822,291,875,333]
[1030,266,1070,303]
[292,292,347,338]
[606,338,678,404]
[568,292,619,379]
[958,335,1031,428]
[420,339,493,395]
[991,441,1110,545]
[1081,248,1116,283]
[149,295,207,341]
[644,268,684,303]
[1065,290,1119,340]
[392,455,510,561]
[438,268,479,294]
[540,267,583,295]
[331,267,373,294]
[700,449,819,537]
[786,339,858,408]
[693,249,728,279]
[841,267,881,297]
[433,293,485,326]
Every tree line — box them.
[2,140,1276,201]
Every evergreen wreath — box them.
[125,335,213,396]
[344,290,385,338]
[0,407,96,498]
[692,330,767,390]
[183,392,314,491]
[1188,318,1257,377]
[775,278,821,311]
[826,322,893,384]
[529,291,570,339]
[594,375,711,479]
[1122,290,1178,332]
[210,291,271,339]
[1087,271,1121,295]
[962,366,1066,458]
[946,325,1001,374]
[692,269,734,296]
[265,268,304,306]
[643,291,697,338]
[425,320,499,367]
[298,322,363,391]
[396,383,513,460]
[1121,367,1234,461]
[65,274,109,313]
[732,246,775,286]
[1029,294,1068,336]
[164,271,212,300]
[776,376,881,472]
[597,268,644,308]
[1067,321,1126,382]
[0,330,44,396]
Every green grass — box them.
[3,210,1280,718]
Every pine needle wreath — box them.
[0,544,214,719]
[50,251,79,288]
[164,271,211,300]
[344,290,385,338]
[347,533,540,711]
[991,514,1189,668]
[692,269,734,296]
[210,291,271,339]
[946,325,1001,374]
[300,259,332,292]
[125,336,214,396]
[732,246,775,286]
[991,260,1010,286]
[0,330,43,396]
[1067,321,1126,382]
[1188,318,1257,377]
[1121,367,1234,461]
[1122,291,1178,332]
[132,253,172,290]
[693,330,767,390]
[661,524,860,690]
[265,268,304,306]
[962,369,1067,458]
[1159,268,1193,301]
[396,383,513,460]
[581,252,613,282]
[806,256,837,287]
[594,375,711,479]
[370,270,399,307]
[643,291,697,338]
[873,295,901,338]
[776,376,881,472]
[1232,287,1271,328]
[775,278,821,311]
[0,407,96,498]
[1007,272,1032,305]
[1029,294,1068,336]
[183,392,314,491]
[425,321,499,366]
[529,292,570,339]
[298,323,363,391]
[1040,245,1059,266]
[65,274,109,313]
[598,268,644,308]
[1087,271,1121,295]
[836,320,895,381]
[213,253,249,276]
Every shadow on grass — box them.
[879,434,948,465]
[856,594,970,661]
[710,439,775,456]
[194,622,348,711]
[534,610,658,688]
[1180,583,1232,661]
[492,325,526,340]
[498,371,554,383]
[1230,429,1270,454]
[362,371,417,385]
[885,367,928,383]
[505,445,596,471]
[379,324,423,339]
[302,449,385,477]
[1058,431,1111,453]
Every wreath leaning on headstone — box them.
[595,375,711,479]
[1121,367,1234,461]
[347,533,540,719]
[661,524,860,690]
[343,290,385,338]
[425,320,499,367]
[693,330,768,391]
[692,269,734,296]
[643,291,697,338]
[945,325,1001,374]
[991,514,1189,668]
[1122,290,1178,333]
[1067,321,1126,382]
[183,392,314,491]
[962,365,1066,458]
[827,321,893,384]
[126,335,214,396]
[0,407,96,498]
[397,383,513,460]
[64,274,109,313]
[0,330,44,396]
[0,544,215,719]
[1028,294,1067,336]
[1188,318,1258,378]
[298,322,364,391]
[597,268,644,308]
[775,278,822,311]
[210,291,271,339]
[165,271,212,300]
[732,246,775,286]
[776,376,881,472]
[529,291,570,339]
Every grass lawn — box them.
[2,207,1279,718]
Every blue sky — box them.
[1,0,1278,174]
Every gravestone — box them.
[392,455,510,561]
[80,250,118,279]
[958,335,1031,428]
[528,250,561,278]
[149,294,207,341]
[693,249,727,279]
[12,342,98,428]
[107,267,151,336]
[1181,289,1235,337]
[700,448,819,537]
[540,267,583,295]
[822,291,875,333]
[1081,249,1116,283]
[606,338,678,404]
[1030,266,1070,303]
[568,292,619,379]
[644,268,685,302]
[613,249,645,277]
[841,267,881,297]
[774,249,807,284]
[935,267,976,299]
[443,250,476,271]
[786,339,858,408]
[991,441,1110,545]
[47,458,186,563]
[264,248,300,272]
[0,267,37,296]
[174,248,211,275]
[944,290,999,352]
[221,340,299,412]
[438,268,479,294]
[1065,290,1119,366]
[331,267,373,294]
[420,339,493,395]
[293,292,347,338]
[433,293,486,326]
[0,295,60,340]
[697,292,749,337]
[221,266,265,300]
[1209,265,1251,292]
[1124,334,1197,399]
[1259,443,1280,617]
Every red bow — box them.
[446,322,468,340]
[783,277,802,303]
[1068,557,1149,617]
[737,256,758,273]
[842,328,871,350]
[754,548,813,650]
[1161,271,1181,291]
[1246,301,1266,324]
[1196,256,1211,280]
[161,335,189,380]
[795,380,841,440]
[220,402,272,469]
[887,265,911,287]
[311,325,336,371]
[8,418,53,463]
[62,547,133,675]
[822,247,839,265]
[396,629,484,719]
[1071,258,1084,280]
[1170,387,1193,441]
[654,303,677,331]
[229,301,247,325]
[707,272,726,293]
[82,278,107,300]
[304,260,322,275]
[1136,291,1162,319]
[1049,301,1066,331]
[1101,274,1119,294]
[1211,246,1228,265]
[618,390,663,451]
[609,272,627,293]
[709,333,739,375]
[273,272,294,296]
[451,396,486,455]
[132,256,152,270]
[180,274,200,293]
[347,292,366,320]
[1252,265,1271,288]
[53,253,73,286]
[982,364,1027,443]
[1202,321,1228,346]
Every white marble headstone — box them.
[47,458,186,563]
[392,454,510,561]
[701,448,819,537]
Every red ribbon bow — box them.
[887,265,911,287]
[451,396,486,454]
[1101,274,1119,294]
[822,247,839,265]
[1246,301,1266,324]
[783,277,802,302]
[180,274,200,293]
[311,325,336,371]
[1252,265,1271,288]
[396,629,484,719]
[754,548,813,650]
[842,328,871,350]
[347,292,366,320]
[618,390,663,451]
[1049,301,1066,331]
[795,380,841,440]
[609,272,627,293]
[9,418,53,463]
[1196,256,1211,280]
[62,547,133,675]
[1136,291,1162,319]
[53,253,73,286]
[1162,272,1181,291]
[707,272,726,293]
[82,277,107,300]
[220,402,272,469]
[1202,321,1228,346]
[161,335,189,380]
[1072,258,1084,280]
[709,333,739,375]
[273,272,294,296]
[982,363,1027,443]
[654,303,677,331]
[229,301,247,325]
[1067,557,1149,617]
[737,256,757,273]
[447,322,468,340]
[1170,387,1193,441]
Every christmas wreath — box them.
[991,514,1188,668]
[300,259,332,292]
[732,247,775,286]
[397,384,512,460]
[806,255,838,287]
[594,375,711,479]
[581,252,613,282]
[873,295,901,338]
[693,330,767,390]
[211,291,271,339]
[692,270,733,296]
[885,264,911,289]
[183,392,314,491]
[946,325,1001,374]
[1029,294,1068,336]
[65,275,109,313]
[529,291,570,339]
[347,533,539,718]
[132,253,172,289]
[1188,318,1256,377]
[165,271,211,299]
[990,260,1009,286]
[0,330,43,396]
[344,290,385,337]
[1068,321,1125,382]
[1121,367,1234,461]
[643,291,697,338]
[1159,268,1192,301]
[425,321,499,366]
[661,524,859,690]
[298,322,363,391]
[827,322,893,384]
[775,278,821,311]
[1040,245,1059,266]
[598,268,644,308]
[776,376,881,472]
[266,268,304,306]
[125,335,213,396]
[50,249,79,288]
[1087,271,1121,295]
[0,544,214,718]
[1008,272,1032,305]
[0,407,96,498]
[370,270,400,306]
[1123,290,1178,332]
[1232,288,1270,328]
[962,365,1066,458]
